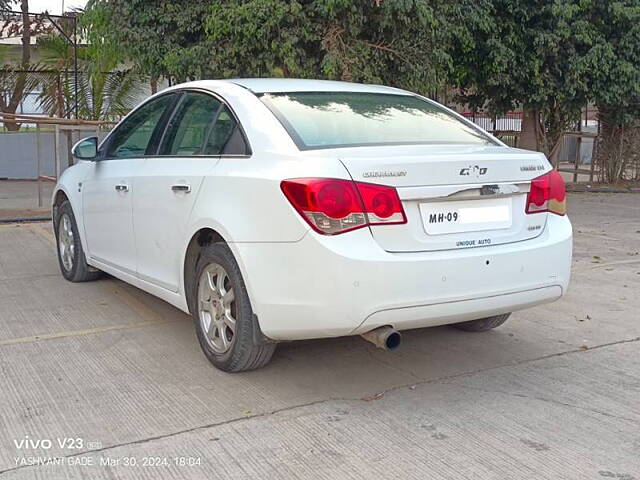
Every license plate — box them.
[419,198,512,235]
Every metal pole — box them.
[73,15,79,119]
[54,124,60,179]
[584,104,588,127]
[573,136,581,183]
[591,123,600,183]
[36,124,42,207]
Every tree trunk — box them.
[596,106,639,183]
[522,105,573,169]
[544,108,566,168]
[2,117,20,131]
[519,109,543,152]
[150,77,158,95]
[56,76,65,118]
[0,0,31,131]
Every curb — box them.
[0,217,52,224]
[567,187,640,193]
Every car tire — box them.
[54,200,102,282]
[192,242,276,372]
[452,313,511,332]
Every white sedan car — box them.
[53,79,572,372]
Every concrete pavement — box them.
[0,180,54,220]
[0,193,638,479]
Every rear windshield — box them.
[260,92,496,150]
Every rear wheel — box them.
[54,201,102,282]
[452,313,511,332]
[192,243,276,372]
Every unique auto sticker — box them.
[456,238,492,247]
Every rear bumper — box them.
[233,214,572,340]
[353,285,562,334]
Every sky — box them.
[22,0,88,14]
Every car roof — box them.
[225,78,409,95]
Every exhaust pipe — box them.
[361,326,401,351]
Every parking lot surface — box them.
[0,180,53,220]
[0,193,638,479]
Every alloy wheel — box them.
[197,263,237,354]
[58,213,75,272]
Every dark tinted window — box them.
[222,127,248,155]
[106,94,175,158]
[160,92,222,156]
[203,105,247,155]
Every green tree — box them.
[73,64,142,121]
[205,0,317,79]
[83,0,211,86]
[581,1,640,181]
[36,32,143,121]
[83,0,452,95]
[450,0,591,160]
[205,0,450,94]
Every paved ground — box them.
[0,180,53,220]
[0,193,638,479]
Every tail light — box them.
[526,170,566,216]
[281,178,406,235]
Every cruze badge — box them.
[459,165,488,177]
[363,170,407,178]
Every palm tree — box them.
[36,22,143,121]
[72,67,142,121]
[35,35,73,118]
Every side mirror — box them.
[72,136,98,160]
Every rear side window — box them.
[203,105,249,155]
[260,92,496,150]
[160,92,222,156]
[105,94,175,158]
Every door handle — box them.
[115,184,129,192]
[171,184,191,194]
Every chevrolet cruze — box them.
[53,79,572,372]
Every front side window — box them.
[160,92,222,156]
[105,94,175,158]
[261,92,496,150]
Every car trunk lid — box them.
[336,145,552,252]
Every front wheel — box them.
[452,313,511,332]
[54,200,102,282]
[192,243,276,372]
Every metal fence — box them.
[460,111,616,182]
[0,113,113,212]
[460,111,523,133]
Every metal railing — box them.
[0,112,114,208]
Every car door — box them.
[82,93,177,274]
[132,90,249,292]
